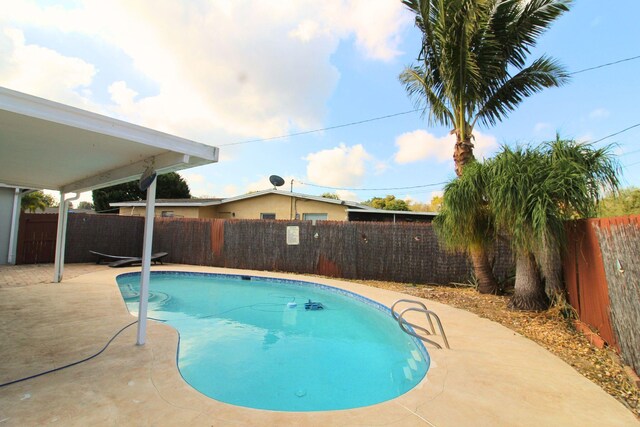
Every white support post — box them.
[53,192,67,283]
[136,178,157,345]
[7,188,21,264]
[53,192,80,283]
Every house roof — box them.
[346,208,438,216]
[110,189,375,209]
[0,87,218,193]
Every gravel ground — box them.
[352,279,640,419]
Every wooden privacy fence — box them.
[564,215,640,376]
[593,216,640,376]
[150,218,514,284]
[60,215,512,285]
[564,220,617,347]
[16,214,58,264]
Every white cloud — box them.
[328,0,411,61]
[394,130,453,164]
[394,129,498,164]
[374,160,389,174]
[534,122,552,133]
[0,28,96,107]
[336,190,359,202]
[576,133,594,143]
[0,0,410,141]
[589,108,610,120]
[305,143,372,187]
[473,130,499,159]
[181,172,219,198]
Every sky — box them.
[2,1,639,206]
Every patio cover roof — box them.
[0,87,218,192]
[0,86,219,346]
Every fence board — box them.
[593,215,640,375]
[563,219,617,348]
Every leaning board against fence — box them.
[593,215,640,376]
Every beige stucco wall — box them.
[220,193,348,220]
[116,193,348,220]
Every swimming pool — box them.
[116,272,429,411]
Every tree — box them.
[321,193,340,200]
[436,138,619,309]
[92,172,191,213]
[78,201,95,210]
[41,193,58,208]
[433,161,498,294]
[598,187,640,217]
[409,195,443,212]
[21,191,53,213]
[363,195,410,211]
[486,139,618,310]
[400,0,571,293]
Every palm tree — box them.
[21,191,49,213]
[486,139,619,310]
[400,0,571,292]
[433,161,499,293]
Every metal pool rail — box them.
[391,299,450,349]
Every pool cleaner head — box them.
[304,299,324,310]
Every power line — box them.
[295,121,640,193]
[620,147,640,157]
[567,54,640,76]
[294,180,447,192]
[219,54,640,147]
[220,109,420,147]
[591,122,640,145]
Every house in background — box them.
[110,189,437,222]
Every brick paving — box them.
[0,263,108,288]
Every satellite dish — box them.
[269,175,285,189]
[139,166,157,191]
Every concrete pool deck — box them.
[0,264,637,426]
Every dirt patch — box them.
[353,279,640,419]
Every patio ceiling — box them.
[0,87,218,193]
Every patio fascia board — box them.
[61,152,212,193]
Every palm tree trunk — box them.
[470,248,499,294]
[453,136,475,177]
[453,132,496,293]
[509,252,550,311]
[539,240,565,302]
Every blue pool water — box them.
[116,272,429,411]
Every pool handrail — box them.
[391,299,435,334]
[392,299,450,349]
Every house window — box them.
[302,213,328,221]
[261,213,276,220]
[161,211,175,218]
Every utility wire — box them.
[294,121,640,193]
[621,147,640,157]
[294,180,447,192]
[219,55,640,148]
[567,55,640,75]
[591,123,640,145]
[219,110,420,147]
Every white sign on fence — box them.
[286,226,300,245]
